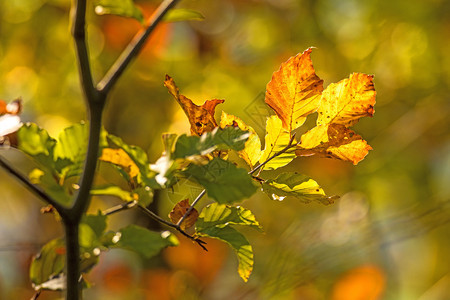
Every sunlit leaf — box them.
[261,172,338,205]
[94,0,143,23]
[184,157,257,204]
[173,126,249,159]
[29,168,72,205]
[100,148,140,179]
[17,123,56,168]
[196,203,262,231]
[265,48,323,132]
[91,185,134,201]
[296,124,372,165]
[317,73,376,127]
[197,226,253,282]
[169,199,199,230]
[220,111,262,167]
[163,9,205,22]
[259,115,296,170]
[165,75,224,136]
[110,225,179,258]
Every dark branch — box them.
[97,0,181,94]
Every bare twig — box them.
[103,200,138,215]
[176,189,206,227]
[97,0,181,94]
[137,205,207,251]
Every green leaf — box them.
[29,168,72,205]
[91,185,134,202]
[133,186,154,206]
[184,157,257,204]
[197,226,253,282]
[196,203,262,231]
[173,127,250,159]
[163,8,205,22]
[110,225,179,258]
[261,172,338,205]
[259,115,296,170]
[17,123,56,168]
[29,238,66,291]
[94,0,144,23]
[82,211,108,239]
[79,223,98,250]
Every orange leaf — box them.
[164,75,224,136]
[265,48,323,132]
[0,99,22,116]
[297,124,372,165]
[317,73,375,127]
[168,199,199,230]
[332,265,385,300]
[99,148,140,178]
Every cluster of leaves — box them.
[0,0,376,292]
[0,46,376,289]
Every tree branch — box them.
[97,0,181,94]
[0,155,64,212]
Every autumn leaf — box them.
[164,75,224,136]
[99,148,140,179]
[169,199,199,230]
[317,73,375,127]
[220,111,262,167]
[296,73,376,165]
[296,124,372,165]
[259,115,296,170]
[265,48,323,132]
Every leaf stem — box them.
[249,132,297,175]
[97,0,181,94]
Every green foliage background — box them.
[0,0,449,299]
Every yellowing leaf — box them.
[259,115,295,170]
[297,124,372,165]
[317,73,376,127]
[99,148,140,178]
[220,111,262,167]
[164,75,224,136]
[265,48,323,132]
[169,199,199,230]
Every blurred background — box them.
[1,0,449,299]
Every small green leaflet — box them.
[109,225,179,258]
[17,123,56,168]
[94,0,143,23]
[262,172,338,205]
[173,127,250,159]
[163,9,205,22]
[184,157,257,204]
[196,203,261,282]
[82,211,108,239]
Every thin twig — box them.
[97,0,181,94]
[176,189,206,227]
[0,155,64,212]
[103,200,138,215]
[137,205,207,251]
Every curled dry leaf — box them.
[265,48,323,132]
[164,75,224,136]
[169,199,199,230]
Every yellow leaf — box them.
[168,199,199,230]
[220,111,262,167]
[317,73,376,127]
[260,115,296,170]
[265,48,323,132]
[164,75,224,136]
[297,124,372,165]
[99,148,140,178]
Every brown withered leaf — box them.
[296,124,372,165]
[169,199,199,230]
[265,48,323,132]
[317,73,375,127]
[164,75,224,136]
[0,98,22,115]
